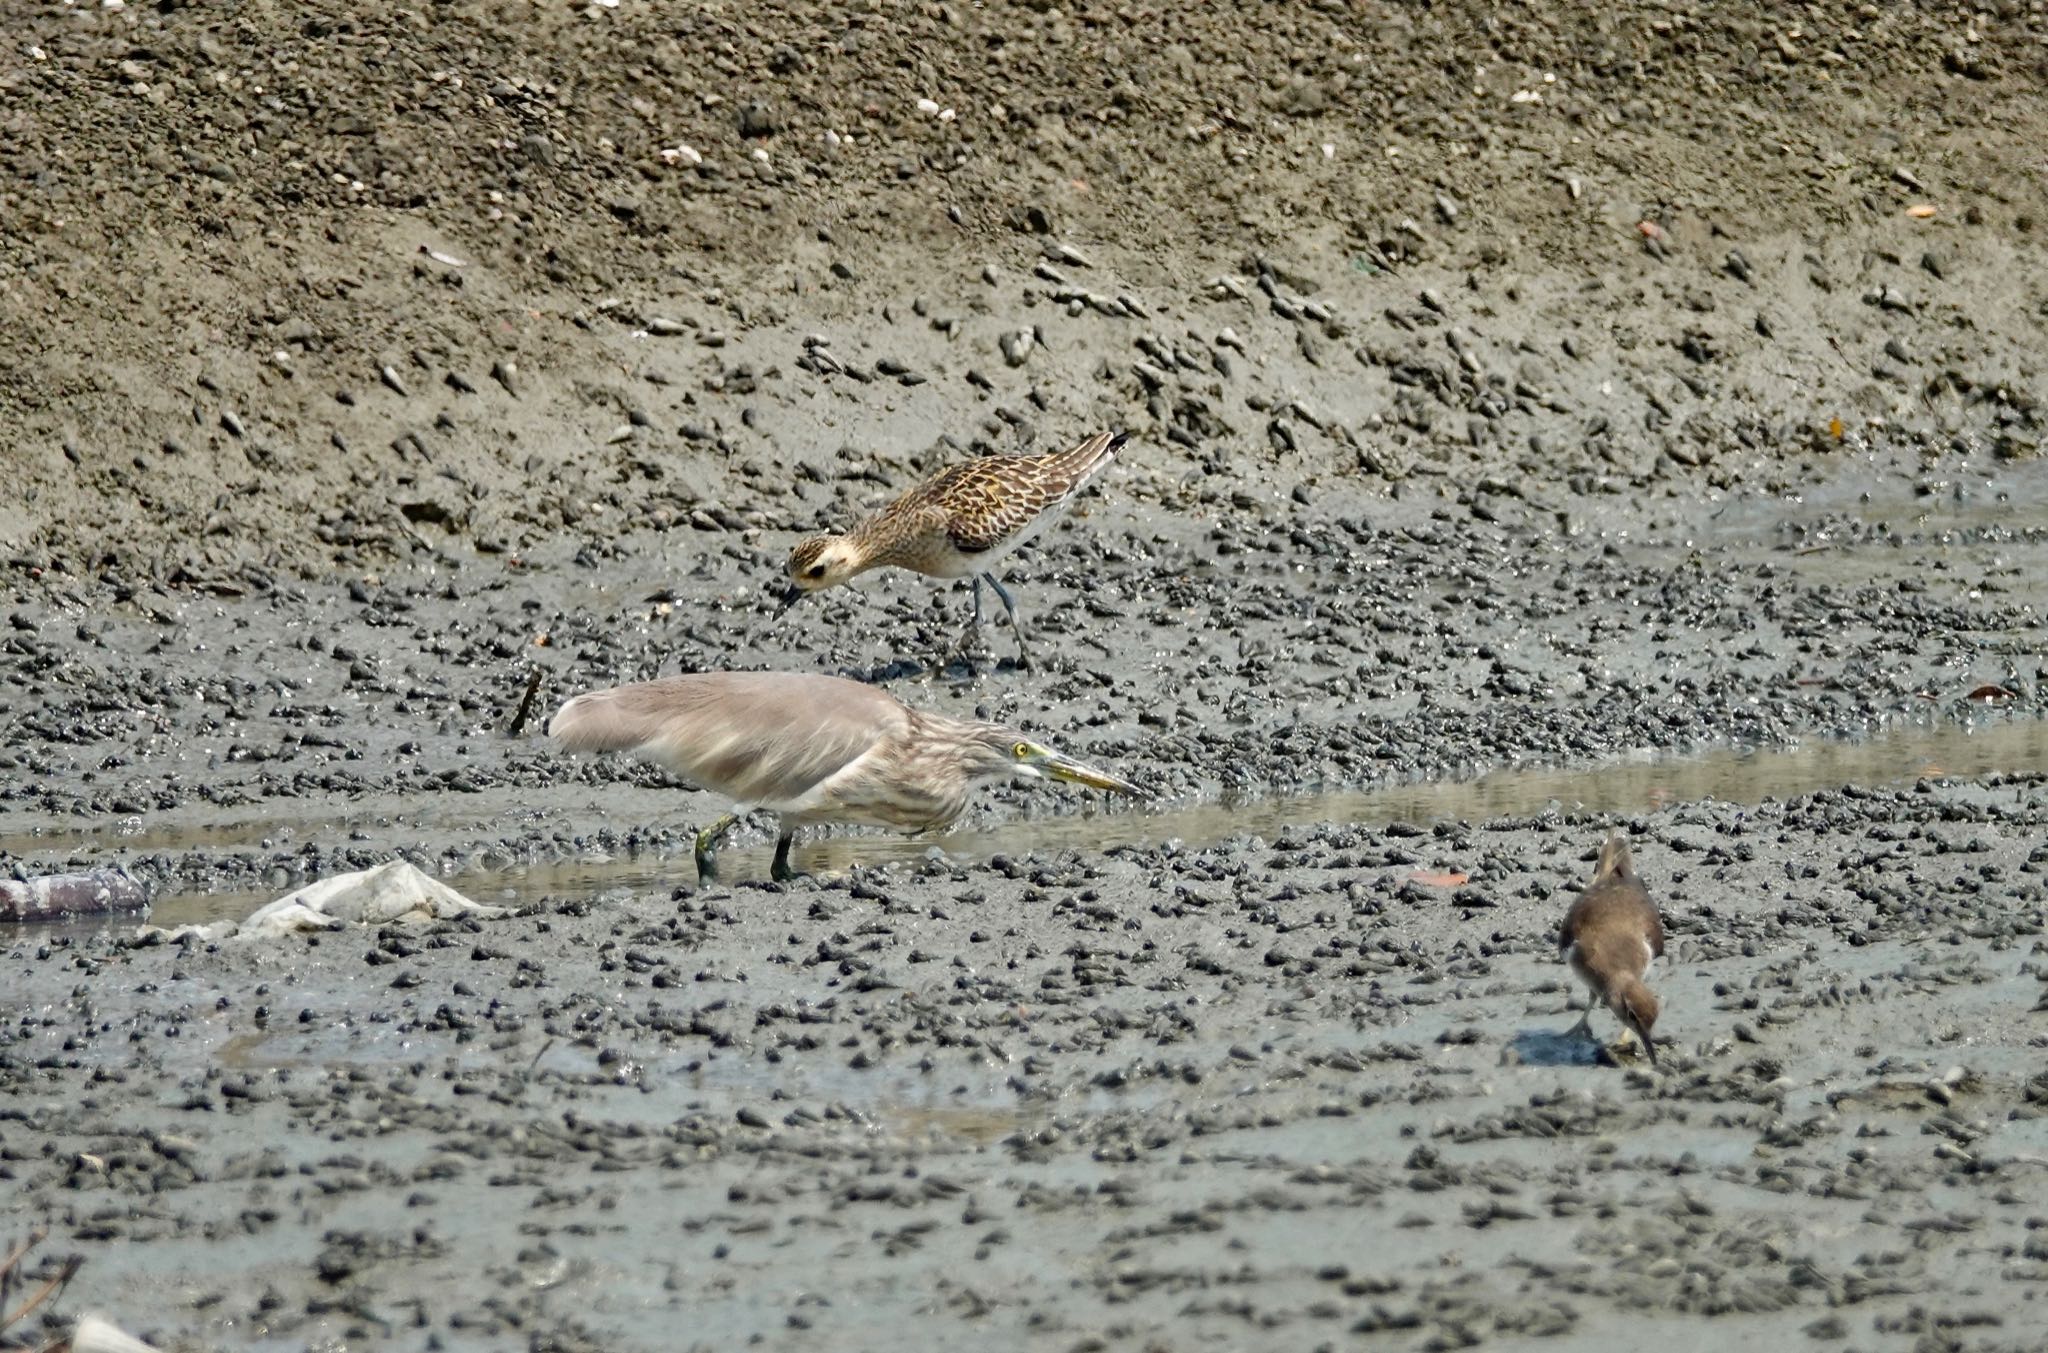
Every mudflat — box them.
[4,4,2047,1350]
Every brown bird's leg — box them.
[1568,1000,1595,1038]
[983,572,1033,668]
[770,828,806,883]
[694,813,740,883]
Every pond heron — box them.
[549,670,1144,882]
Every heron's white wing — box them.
[549,672,907,811]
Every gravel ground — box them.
[5,3,2048,1350]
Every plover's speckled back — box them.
[779,429,1125,669]
[1558,836,1667,1064]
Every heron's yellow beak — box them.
[1029,746,1146,798]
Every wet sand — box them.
[6,449,2047,1352]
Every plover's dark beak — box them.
[1626,1015,1658,1065]
[772,585,804,619]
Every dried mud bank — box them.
[6,3,2048,576]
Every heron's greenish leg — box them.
[984,572,1033,667]
[694,812,739,882]
[770,829,806,883]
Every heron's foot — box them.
[694,813,739,884]
[770,833,806,884]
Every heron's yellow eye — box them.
[1012,741,1031,759]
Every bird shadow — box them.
[931,657,1029,686]
[1509,1027,1604,1068]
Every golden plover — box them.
[778,429,1126,668]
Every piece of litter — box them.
[72,1315,163,1353]
[138,860,508,944]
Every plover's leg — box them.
[694,813,740,883]
[937,576,988,674]
[770,828,806,883]
[1567,999,1594,1038]
[983,572,1033,667]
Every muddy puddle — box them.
[1695,447,2048,539]
[112,712,2048,929]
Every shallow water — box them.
[124,712,2048,927]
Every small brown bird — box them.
[777,429,1125,668]
[1558,835,1666,1064]
[547,670,1144,883]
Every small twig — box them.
[506,667,543,738]
[0,1228,41,1284]
[527,1036,556,1076]
[3,1254,82,1332]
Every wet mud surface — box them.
[7,2,2048,1350]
